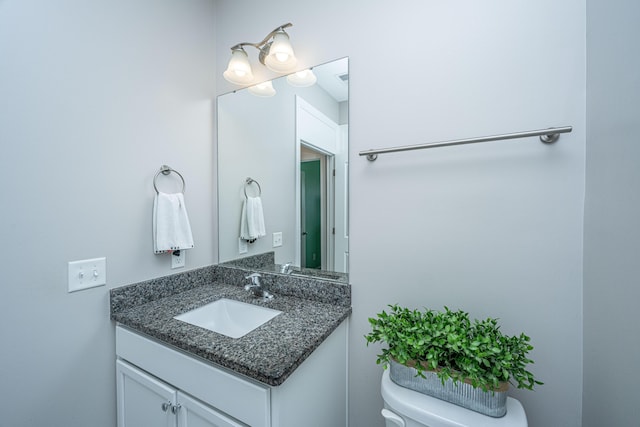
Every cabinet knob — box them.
[171,404,182,414]
[161,402,171,412]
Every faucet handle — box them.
[280,262,293,274]
[244,272,262,285]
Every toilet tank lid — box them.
[380,370,528,427]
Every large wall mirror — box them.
[217,57,349,282]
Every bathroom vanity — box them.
[110,265,351,427]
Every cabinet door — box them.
[178,392,247,427]
[116,360,177,427]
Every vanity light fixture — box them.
[286,69,317,87]
[223,23,298,85]
[248,80,277,97]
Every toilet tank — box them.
[381,370,528,427]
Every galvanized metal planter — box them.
[389,359,508,417]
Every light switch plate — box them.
[273,232,283,247]
[68,257,106,293]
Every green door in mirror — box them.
[301,160,321,268]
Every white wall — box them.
[0,1,216,426]
[216,1,585,426]
[583,0,640,425]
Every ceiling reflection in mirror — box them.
[217,57,349,282]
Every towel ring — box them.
[244,177,262,198]
[153,165,185,194]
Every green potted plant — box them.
[365,305,542,417]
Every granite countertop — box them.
[111,266,351,386]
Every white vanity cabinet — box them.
[115,320,348,427]
[117,360,243,427]
[116,360,177,427]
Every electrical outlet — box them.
[239,238,248,254]
[171,250,185,269]
[273,232,283,247]
[68,257,106,293]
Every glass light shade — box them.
[264,31,297,73]
[286,69,317,87]
[247,81,276,97]
[223,49,254,85]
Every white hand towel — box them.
[240,196,266,241]
[153,192,194,254]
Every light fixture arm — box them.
[230,23,293,64]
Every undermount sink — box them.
[174,298,282,339]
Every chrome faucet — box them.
[280,262,293,274]
[244,273,273,300]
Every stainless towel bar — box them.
[359,126,573,161]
